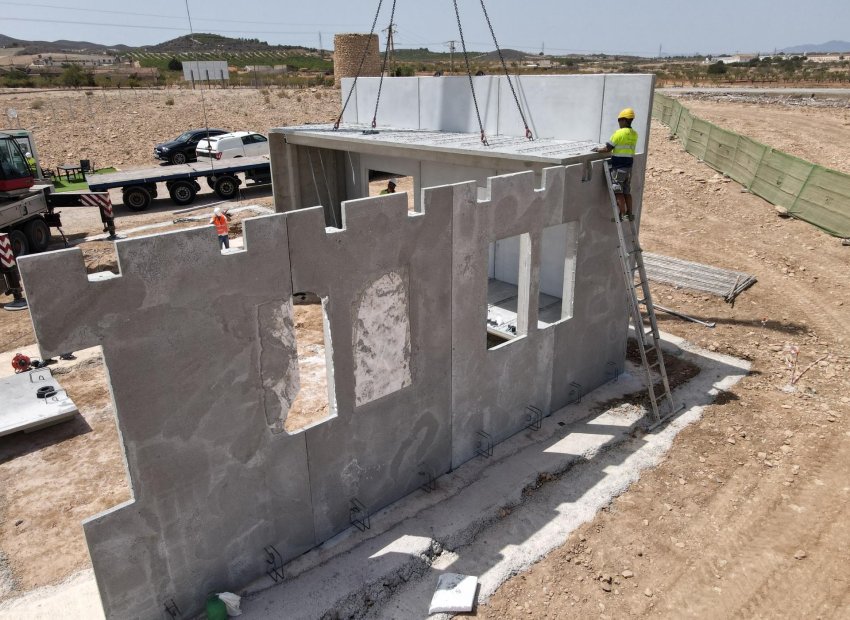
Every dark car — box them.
[154,128,229,164]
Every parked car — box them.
[154,128,229,165]
[195,131,269,160]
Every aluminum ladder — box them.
[604,161,676,424]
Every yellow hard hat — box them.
[618,107,636,120]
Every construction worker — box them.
[211,207,231,249]
[593,107,638,220]
[380,178,397,195]
[24,152,37,175]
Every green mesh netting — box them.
[653,93,850,237]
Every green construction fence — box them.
[652,93,850,238]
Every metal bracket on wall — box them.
[606,361,620,383]
[163,598,181,619]
[476,430,494,458]
[582,160,593,182]
[264,545,284,583]
[568,382,583,405]
[349,498,371,532]
[524,405,543,431]
[419,468,437,493]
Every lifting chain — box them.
[478,0,533,140]
[452,0,488,146]
[371,0,398,129]
[335,0,385,130]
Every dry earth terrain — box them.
[1,89,849,617]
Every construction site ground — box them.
[1,89,849,617]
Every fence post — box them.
[730,134,741,178]
[749,146,769,191]
[671,102,684,136]
[789,164,817,214]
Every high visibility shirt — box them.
[607,127,638,169]
[212,215,229,236]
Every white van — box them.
[195,131,269,160]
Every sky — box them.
[3,0,850,57]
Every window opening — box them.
[368,169,415,212]
[486,233,531,349]
[538,222,579,327]
[285,292,337,433]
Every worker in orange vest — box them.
[211,207,231,249]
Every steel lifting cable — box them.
[452,0,488,146]
[370,0,398,129]
[334,0,385,130]
[478,0,533,140]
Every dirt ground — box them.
[479,108,850,618]
[1,90,849,616]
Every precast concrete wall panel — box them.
[417,76,501,135]
[342,75,654,147]
[500,74,605,142]
[548,160,630,410]
[17,217,316,620]
[450,171,561,467]
[599,74,655,153]
[347,77,420,128]
[285,191,454,542]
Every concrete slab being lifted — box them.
[0,368,77,437]
[280,124,604,169]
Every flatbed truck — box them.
[86,156,272,211]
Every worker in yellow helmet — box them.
[592,107,638,220]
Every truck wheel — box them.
[23,218,51,253]
[170,152,187,165]
[8,229,29,257]
[214,175,240,200]
[123,186,151,211]
[168,180,196,206]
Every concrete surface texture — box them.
[341,74,653,152]
[16,74,654,619]
[0,335,750,620]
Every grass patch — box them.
[52,167,116,193]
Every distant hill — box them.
[781,40,850,54]
[145,34,319,56]
[0,33,129,53]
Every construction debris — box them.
[428,573,479,614]
[643,252,757,303]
